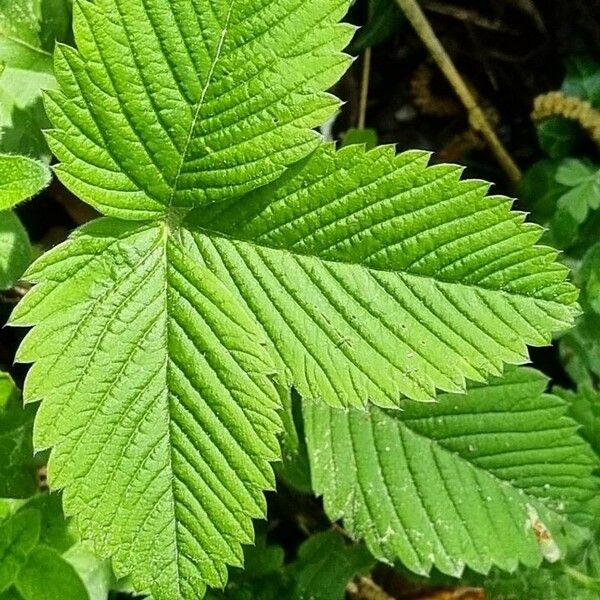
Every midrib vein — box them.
[167,1,236,209]
[0,28,52,58]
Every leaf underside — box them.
[304,368,600,577]
[10,0,584,598]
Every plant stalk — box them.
[395,0,522,184]
[358,46,372,129]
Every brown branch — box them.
[395,0,522,184]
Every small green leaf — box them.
[0,212,32,290]
[555,159,597,187]
[563,55,600,107]
[0,154,51,210]
[0,509,41,593]
[14,546,89,600]
[62,545,114,600]
[26,494,78,555]
[341,128,378,149]
[349,0,403,52]
[305,368,600,577]
[556,386,600,456]
[291,531,374,600]
[0,372,37,498]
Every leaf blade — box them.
[11,219,282,598]
[304,368,600,576]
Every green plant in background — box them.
[0,154,50,290]
[0,2,599,600]
[521,56,600,392]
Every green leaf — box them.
[0,154,51,210]
[0,0,72,158]
[484,530,600,600]
[349,0,403,52]
[554,160,600,225]
[11,218,283,598]
[341,128,378,150]
[14,545,89,600]
[555,159,597,187]
[0,372,37,498]
[62,545,114,600]
[555,386,600,457]
[518,160,564,224]
[26,494,78,554]
[0,509,41,593]
[560,312,600,387]
[537,118,582,159]
[45,0,353,219]
[193,144,579,408]
[0,212,32,291]
[206,535,292,600]
[290,531,374,600]
[304,368,600,577]
[562,55,600,107]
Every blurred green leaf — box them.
[291,531,374,600]
[556,159,598,186]
[349,0,403,52]
[537,118,583,159]
[25,494,78,555]
[518,159,564,223]
[563,56,600,107]
[0,154,51,210]
[15,546,89,600]
[0,0,72,158]
[62,545,113,600]
[341,128,378,149]
[0,373,37,499]
[560,313,600,388]
[0,211,32,290]
[0,509,41,593]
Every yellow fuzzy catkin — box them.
[532,91,600,145]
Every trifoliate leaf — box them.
[290,531,374,600]
[304,368,600,577]
[11,218,283,598]
[0,212,32,291]
[553,159,600,225]
[194,144,579,408]
[0,509,41,593]
[0,154,51,210]
[11,1,583,598]
[14,545,89,600]
[0,0,72,158]
[45,0,353,219]
[0,372,37,498]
